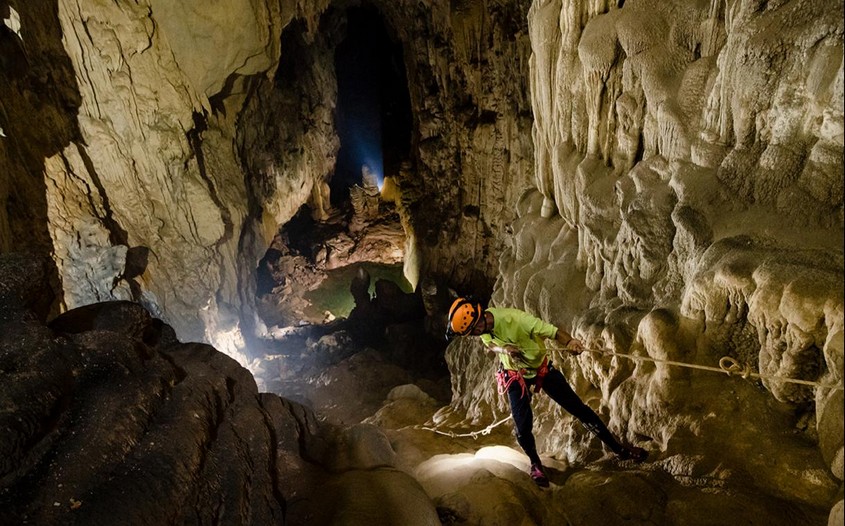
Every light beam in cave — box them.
[332,5,410,204]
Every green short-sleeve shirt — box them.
[480,307,558,377]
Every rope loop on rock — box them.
[418,342,843,440]
[718,356,750,378]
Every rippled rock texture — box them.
[0,254,440,525]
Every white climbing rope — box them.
[418,343,843,440]
[417,416,512,440]
[570,346,844,391]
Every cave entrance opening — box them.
[332,4,412,206]
[246,4,448,414]
[254,4,415,332]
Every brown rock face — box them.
[0,0,79,258]
[2,0,535,361]
[0,254,445,525]
[0,255,287,524]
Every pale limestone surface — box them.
[30,0,537,361]
[437,0,843,521]
[42,0,340,354]
[44,145,132,308]
[50,0,231,342]
[147,0,279,97]
[0,0,842,523]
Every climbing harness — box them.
[495,356,550,397]
[496,368,527,398]
[417,357,553,439]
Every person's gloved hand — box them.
[565,338,585,355]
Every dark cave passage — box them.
[254,5,416,332]
[246,6,445,416]
[332,5,412,205]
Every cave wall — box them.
[1,0,843,519]
[0,0,333,359]
[439,0,843,517]
[1,0,536,359]
[1,253,448,525]
[0,0,78,262]
[374,0,536,294]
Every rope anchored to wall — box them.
[571,346,844,391]
[417,343,843,440]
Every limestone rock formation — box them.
[1,254,283,523]
[255,201,406,328]
[1,0,843,523]
[472,3,843,519]
[2,251,838,526]
[1,0,536,364]
[0,253,444,525]
[443,188,843,519]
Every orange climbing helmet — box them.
[446,297,483,339]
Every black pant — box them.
[504,365,622,465]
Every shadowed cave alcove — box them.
[332,4,412,204]
[249,4,446,416]
[254,3,415,330]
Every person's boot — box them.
[529,463,549,487]
[616,445,648,462]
